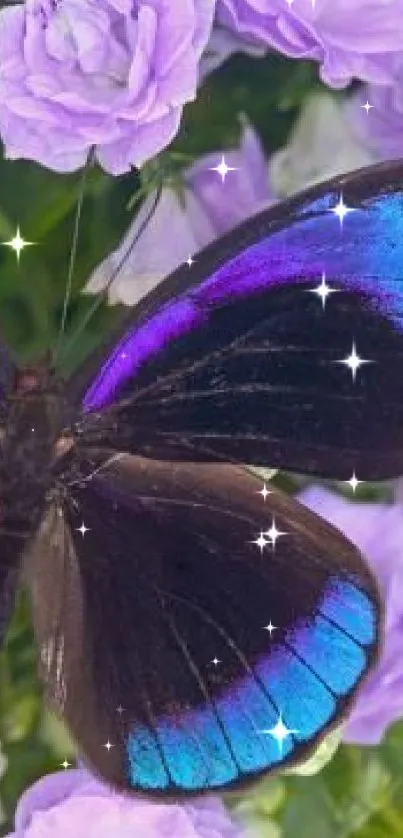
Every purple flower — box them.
[7,768,244,838]
[85,123,273,304]
[299,484,403,745]
[216,0,403,88]
[348,70,403,161]
[0,0,214,175]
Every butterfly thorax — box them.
[0,364,68,531]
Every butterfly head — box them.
[12,357,58,396]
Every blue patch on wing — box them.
[127,725,169,790]
[256,648,335,742]
[289,616,367,697]
[319,579,376,645]
[126,579,377,790]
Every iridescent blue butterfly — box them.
[2,159,401,796]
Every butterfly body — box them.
[2,160,403,797]
[0,364,68,534]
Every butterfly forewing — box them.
[28,453,380,795]
[73,160,403,480]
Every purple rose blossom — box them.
[216,0,403,88]
[7,768,244,838]
[0,0,214,175]
[299,484,403,745]
[85,123,273,304]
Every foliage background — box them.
[0,50,401,838]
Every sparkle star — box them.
[336,341,373,382]
[346,471,363,493]
[265,518,286,548]
[308,273,338,310]
[117,705,125,715]
[361,101,373,114]
[186,255,194,267]
[3,226,34,262]
[104,741,113,751]
[258,483,272,502]
[260,715,297,754]
[211,657,221,666]
[264,621,276,636]
[61,759,71,770]
[210,155,237,183]
[251,531,269,553]
[330,194,355,228]
[76,522,90,537]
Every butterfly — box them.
[1,158,402,798]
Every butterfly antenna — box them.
[58,181,163,367]
[52,149,94,366]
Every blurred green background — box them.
[0,51,402,838]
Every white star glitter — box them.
[61,760,71,770]
[104,741,113,751]
[211,657,221,666]
[210,155,237,183]
[346,472,363,493]
[186,255,194,267]
[3,226,34,262]
[308,273,338,310]
[117,705,125,715]
[264,621,276,636]
[335,341,373,382]
[76,522,90,537]
[330,194,355,228]
[258,483,272,502]
[361,101,373,114]
[260,715,297,754]
[251,531,269,553]
[265,518,286,548]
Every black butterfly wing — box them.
[71,160,403,480]
[25,453,380,796]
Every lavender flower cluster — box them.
[1,0,403,173]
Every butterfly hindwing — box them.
[27,454,380,795]
[73,160,403,480]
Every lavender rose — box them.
[85,123,273,304]
[216,0,403,88]
[7,768,244,838]
[299,484,403,745]
[0,0,215,175]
